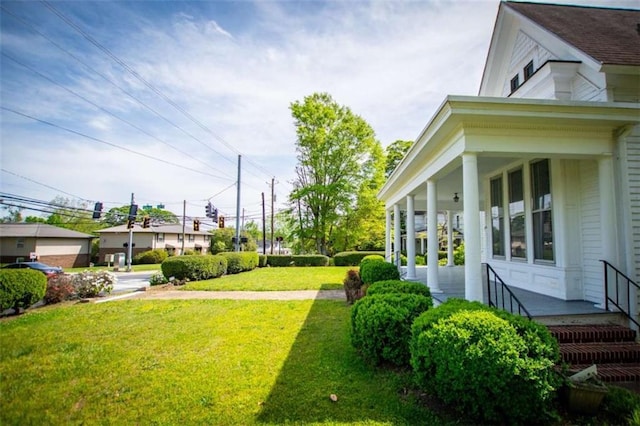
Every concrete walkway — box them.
[97,288,346,303]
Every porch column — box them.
[599,156,618,265]
[462,153,483,302]
[427,180,441,292]
[393,204,402,270]
[420,237,426,255]
[447,210,454,267]
[385,208,392,262]
[406,195,417,280]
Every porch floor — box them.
[404,266,607,317]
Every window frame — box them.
[530,159,554,263]
[490,176,505,258]
[156,233,165,243]
[510,74,520,93]
[508,167,527,260]
[524,60,535,81]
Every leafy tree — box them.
[209,227,257,254]
[44,196,100,234]
[25,216,46,223]
[288,92,381,255]
[385,139,413,178]
[0,206,22,223]
[103,205,178,227]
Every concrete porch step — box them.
[559,341,640,364]
[548,324,637,343]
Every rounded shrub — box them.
[133,249,168,265]
[367,280,432,300]
[45,274,75,304]
[161,255,227,281]
[218,252,259,274]
[333,251,385,266]
[0,269,47,312]
[412,310,557,424]
[359,254,385,270]
[351,293,432,366]
[359,260,400,285]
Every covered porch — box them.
[380,96,638,317]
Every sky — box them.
[1,0,637,228]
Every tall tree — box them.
[0,206,22,223]
[385,139,413,178]
[103,206,179,227]
[289,92,381,255]
[44,196,99,234]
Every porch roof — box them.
[378,96,639,209]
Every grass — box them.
[64,264,161,273]
[0,299,443,425]
[183,266,354,291]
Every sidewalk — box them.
[97,288,346,303]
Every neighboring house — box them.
[0,223,94,268]
[379,1,639,314]
[97,224,211,262]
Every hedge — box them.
[359,261,400,285]
[161,255,227,281]
[218,252,259,274]
[412,310,557,424]
[0,269,47,312]
[351,293,432,366]
[133,249,168,265]
[367,280,432,300]
[266,255,329,267]
[258,254,267,267]
[334,251,385,266]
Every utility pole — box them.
[235,155,242,252]
[261,192,266,255]
[270,177,275,254]
[181,200,186,255]
[126,192,134,272]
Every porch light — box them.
[453,193,459,203]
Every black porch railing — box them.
[602,260,639,329]
[486,263,532,320]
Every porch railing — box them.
[486,263,532,320]
[602,260,639,328]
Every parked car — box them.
[2,262,63,278]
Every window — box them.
[508,168,526,259]
[531,159,553,261]
[510,75,520,92]
[178,234,183,242]
[524,61,534,80]
[490,177,505,257]
[16,238,24,249]
[204,235,210,242]
[156,233,164,242]
[188,234,195,242]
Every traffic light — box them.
[218,216,225,228]
[193,219,200,231]
[142,217,150,228]
[205,202,213,218]
[127,219,135,229]
[92,202,103,219]
[128,204,138,221]
[212,208,218,222]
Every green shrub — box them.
[415,255,426,266]
[359,254,385,270]
[600,385,640,425]
[0,269,47,312]
[334,251,385,266]
[258,254,267,267]
[453,242,465,265]
[133,249,168,265]
[161,255,227,281]
[424,251,448,265]
[266,255,329,267]
[359,261,400,285]
[149,272,168,286]
[73,270,115,298]
[412,310,557,424]
[45,274,75,304]
[218,252,259,274]
[367,280,432,301]
[351,293,432,366]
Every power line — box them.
[1,169,92,202]
[1,106,235,182]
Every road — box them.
[111,271,153,293]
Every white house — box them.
[379,2,639,318]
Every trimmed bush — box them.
[351,293,432,366]
[334,251,385,266]
[161,255,227,281]
[266,255,329,267]
[258,254,267,267]
[218,252,259,274]
[359,261,400,285]
[367,280,432,301]
[359,254,385,270]
[45,274,75,304]
[343,269,364,304]
[133,249,168,265]
[0,269,47,312]
[412,310,557,424]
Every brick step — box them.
[559,342,640,365]
[548,324,636,343]
[569,363,640,383]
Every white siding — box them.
[503,31,553,96]
[626,135,640,282]
[579,160,602,303]
[572,74,600,101]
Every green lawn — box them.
[0,299,443,425]
[183,266,355,291]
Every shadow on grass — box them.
[256,293,440,425]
